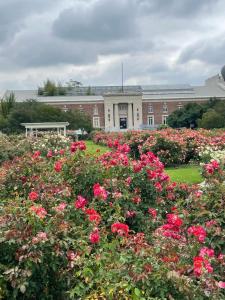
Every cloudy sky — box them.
[0,0,224,90]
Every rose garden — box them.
[0,129,224,299]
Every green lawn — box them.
[85,140,109,156]
[84,141,203,184]
[165,165,203,184]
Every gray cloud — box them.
[53,0,137,42]
[0,0,59,43]
[138,0,219,17]
[178,36,225,66]
[0,0,224,89]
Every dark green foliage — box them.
[168,98,225,129]
[167,103,204,128]
[198,109,225,129]
[1,100,93,133]
[150,137,184,166]
[0,92,16,118]
[38,79,67,96]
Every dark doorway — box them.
[120,117,127,129]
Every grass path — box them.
[85,140,110,156]
[84,141,203,184]
[165,165,203,184]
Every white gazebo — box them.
[21,122,70,137]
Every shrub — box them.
[0,138,224,299]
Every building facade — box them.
[4,69,225,131]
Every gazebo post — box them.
[25,127,28,137]
[63,126,66,136]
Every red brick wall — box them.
[49,103,105,128]
[142,100,207,125]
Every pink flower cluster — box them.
[30,205,47,219]
[70,141,86,153]
[54,202,67,212]
[74,195,88,209]
[204,160,220,175]
[193,256,213,277]
[148,208,157,219]
[158,214,183,240]
[85,208,101,225]
[93,183,107,200]
[187,225,206,243]
[54,161,63,172]
[111,222,129,237]
[29,191,39,201]
[32,231,48,244]
[98,151,129,168]
[89,229,100,244]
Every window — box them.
[162,115,168,125]
[148,115,154,126]
[148,104,153,113]
[63,105,68,112]
[177,102,183,110]
[119,104,127,111]
[93,117,100,128]
[93,105,98,115]
[163,102,168,113]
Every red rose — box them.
[29,191,38,201]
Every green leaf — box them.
[134,288,141,296]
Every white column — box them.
[133,100,143,130]
[64,126,66,136]
[25,127,27,137]
[128,103,133,129]
[114,104,119,131]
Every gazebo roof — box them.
[21,122,69,128]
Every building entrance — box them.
[120,117,127,129]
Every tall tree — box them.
[0,92,16,118]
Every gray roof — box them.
[5,90,103,103]
[5,74,225,103]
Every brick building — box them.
[5,70,225,131]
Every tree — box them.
[43,79,58,96]
[0,92,16,118]
[198,109,225,129]
[3,100,93,133]
[167,103,204,128]
[57,82,66,96]
[65,110,93,132]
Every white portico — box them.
[104,93,143,131]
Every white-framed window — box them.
[93,105,98,115]
[119,104,128,111]
[79,105,84,112]
[147,115,154,126]
[177,102,183,110]
[148,103,153,113]
[93,117,100,128]
[162,115,168,125]
[63,105,68,112]
[163,102,168,113]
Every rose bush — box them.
[93,129,225,166]
[0,138,224,299]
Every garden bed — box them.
[0,133,224,299]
